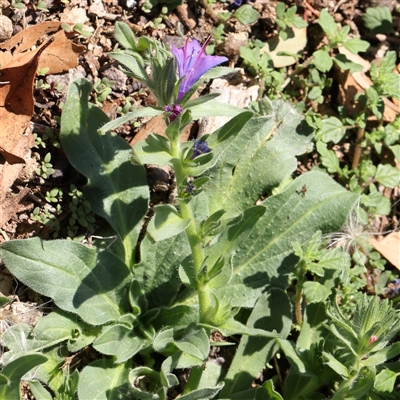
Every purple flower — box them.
[172,38,228,101]
[191,140,211,159]
[164,104,183,122]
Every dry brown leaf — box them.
[0,21,62,54]
[369,232,400,270]
[0,38,54,164]
[0,23,84,228]
[260,27,307,68]
[1,28,85,74]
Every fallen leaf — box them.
[0,37,54,164]
[260,27,307,68]
[0,22,84,228]
[369,232,400,270]
[1,27,85,74]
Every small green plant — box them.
[33,128,60,149]
[67,185,96,238]
[61,23,91,37]
[275,2,308,39]
[35,153,55,179]
[234,4,260,26]
[93,77,115,105]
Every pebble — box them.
[0,15,13,41]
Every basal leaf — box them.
[60,78,149,267]
[0,238,131,325]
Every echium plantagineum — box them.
[172,38,228,102]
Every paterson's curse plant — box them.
[0,21,399,400]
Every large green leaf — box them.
[213,171,357,307]
[134,233,190,309]
[0,238,131,325]
[60,78,149,267]
[78,359,131,400]
[220,289,292,397]
[202,100,314,218]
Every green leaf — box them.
[333,54,364,73]
[178,382,224,400]
[93,324,145,363]
[374,164,400,188]
[276,339,307,374]
[234,4,260,25]
[78,359,130,400]
[133,133,172,166]
[0,238,131,325]
[147,204,191,242]
[113,21,137,50]
[308,86,322,100]
[220,289,291,397]
[389,144,400,161]
[188,99,246,120]
[29,380,53,400]
[211,171,357,308]
[153,324,210,368]
[202,100,313,218]
[374,369,397,393]
[135,233,190,309]
[99,106,162,136]
[322,351,349,378]
[319,117,346,143]
[313,49,333,73]
[318,9,338,40]
[0,353,47,399]
[296,302,327,350]
[220,383,283,400]
[362,6,393,34]
[60,78,150,267]
[343,37,369,54]
[303,282,331,303]
[316,141,341,173]
[0,295,10,307]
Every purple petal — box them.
[172,38,228,101]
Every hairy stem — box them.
[170,136,211,322]
[352,127,364,170]
[295,286,303,326]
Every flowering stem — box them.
[169,136,211,322]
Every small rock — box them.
[0,15,13,41]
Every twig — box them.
[200,0,223,25]
[302,0,320,17]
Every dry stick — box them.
[273,354,284,394]
[200,0,223,25]
[352,126,365,170]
